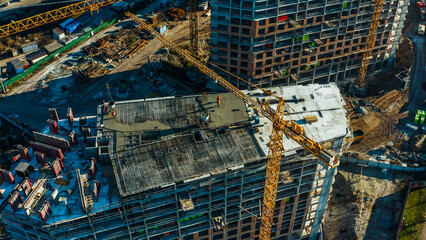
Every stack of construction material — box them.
[44,41,64,54]
[373,90,402,112]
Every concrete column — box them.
[309,166,336,240]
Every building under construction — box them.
[0,83,349,240]
[210,0,408,87]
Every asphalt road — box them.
[407,35,426,112]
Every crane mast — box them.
[189,0,199,55]
[356,0,385,88]
[125,11,340,240]
[0,0,120,38]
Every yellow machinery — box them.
[125,12,340,240]
[0,0,120,38]
[357,0,385,88]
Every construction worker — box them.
[217,95,221,106]
[112,110,116,117]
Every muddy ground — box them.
[325,165,410,240]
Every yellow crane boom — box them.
[0,0,120,38]
[357,0,385,88]
[125,11,339,240]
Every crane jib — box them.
[125,12,340,169]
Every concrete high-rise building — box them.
[210,0,408,88]
[0,84,349,240]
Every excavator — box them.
[125,12,340,240]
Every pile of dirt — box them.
[350,111,396,152]
[395,38,414,71]
[166,8,185,21]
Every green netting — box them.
[317,62,321,67]
[415,114,420,124]
[303,35,309,41]
[343,2,348,8]
[4,17,117,87]
[311,42,316,47]
[296,36,300,41]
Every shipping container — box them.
[59,18,74,30]
[65,20,80,34]
[11,59,24,74]
[26,50,48,64]
[21,41,39,54]
[52,27,65,40]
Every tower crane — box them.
[125,12,340,240]
[0,0,120,38]
[188,0,199,55]
[356,0,385,91]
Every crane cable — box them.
[204,59,319,142]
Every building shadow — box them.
[363,187,409,239]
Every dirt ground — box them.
[348,90,409,153]
[325,165,410,240]
[116,15,211,73]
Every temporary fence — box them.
[4,17,117,87]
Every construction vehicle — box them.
[0,0,121,38]
[125,12,340,240]
[354,0,385,96]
